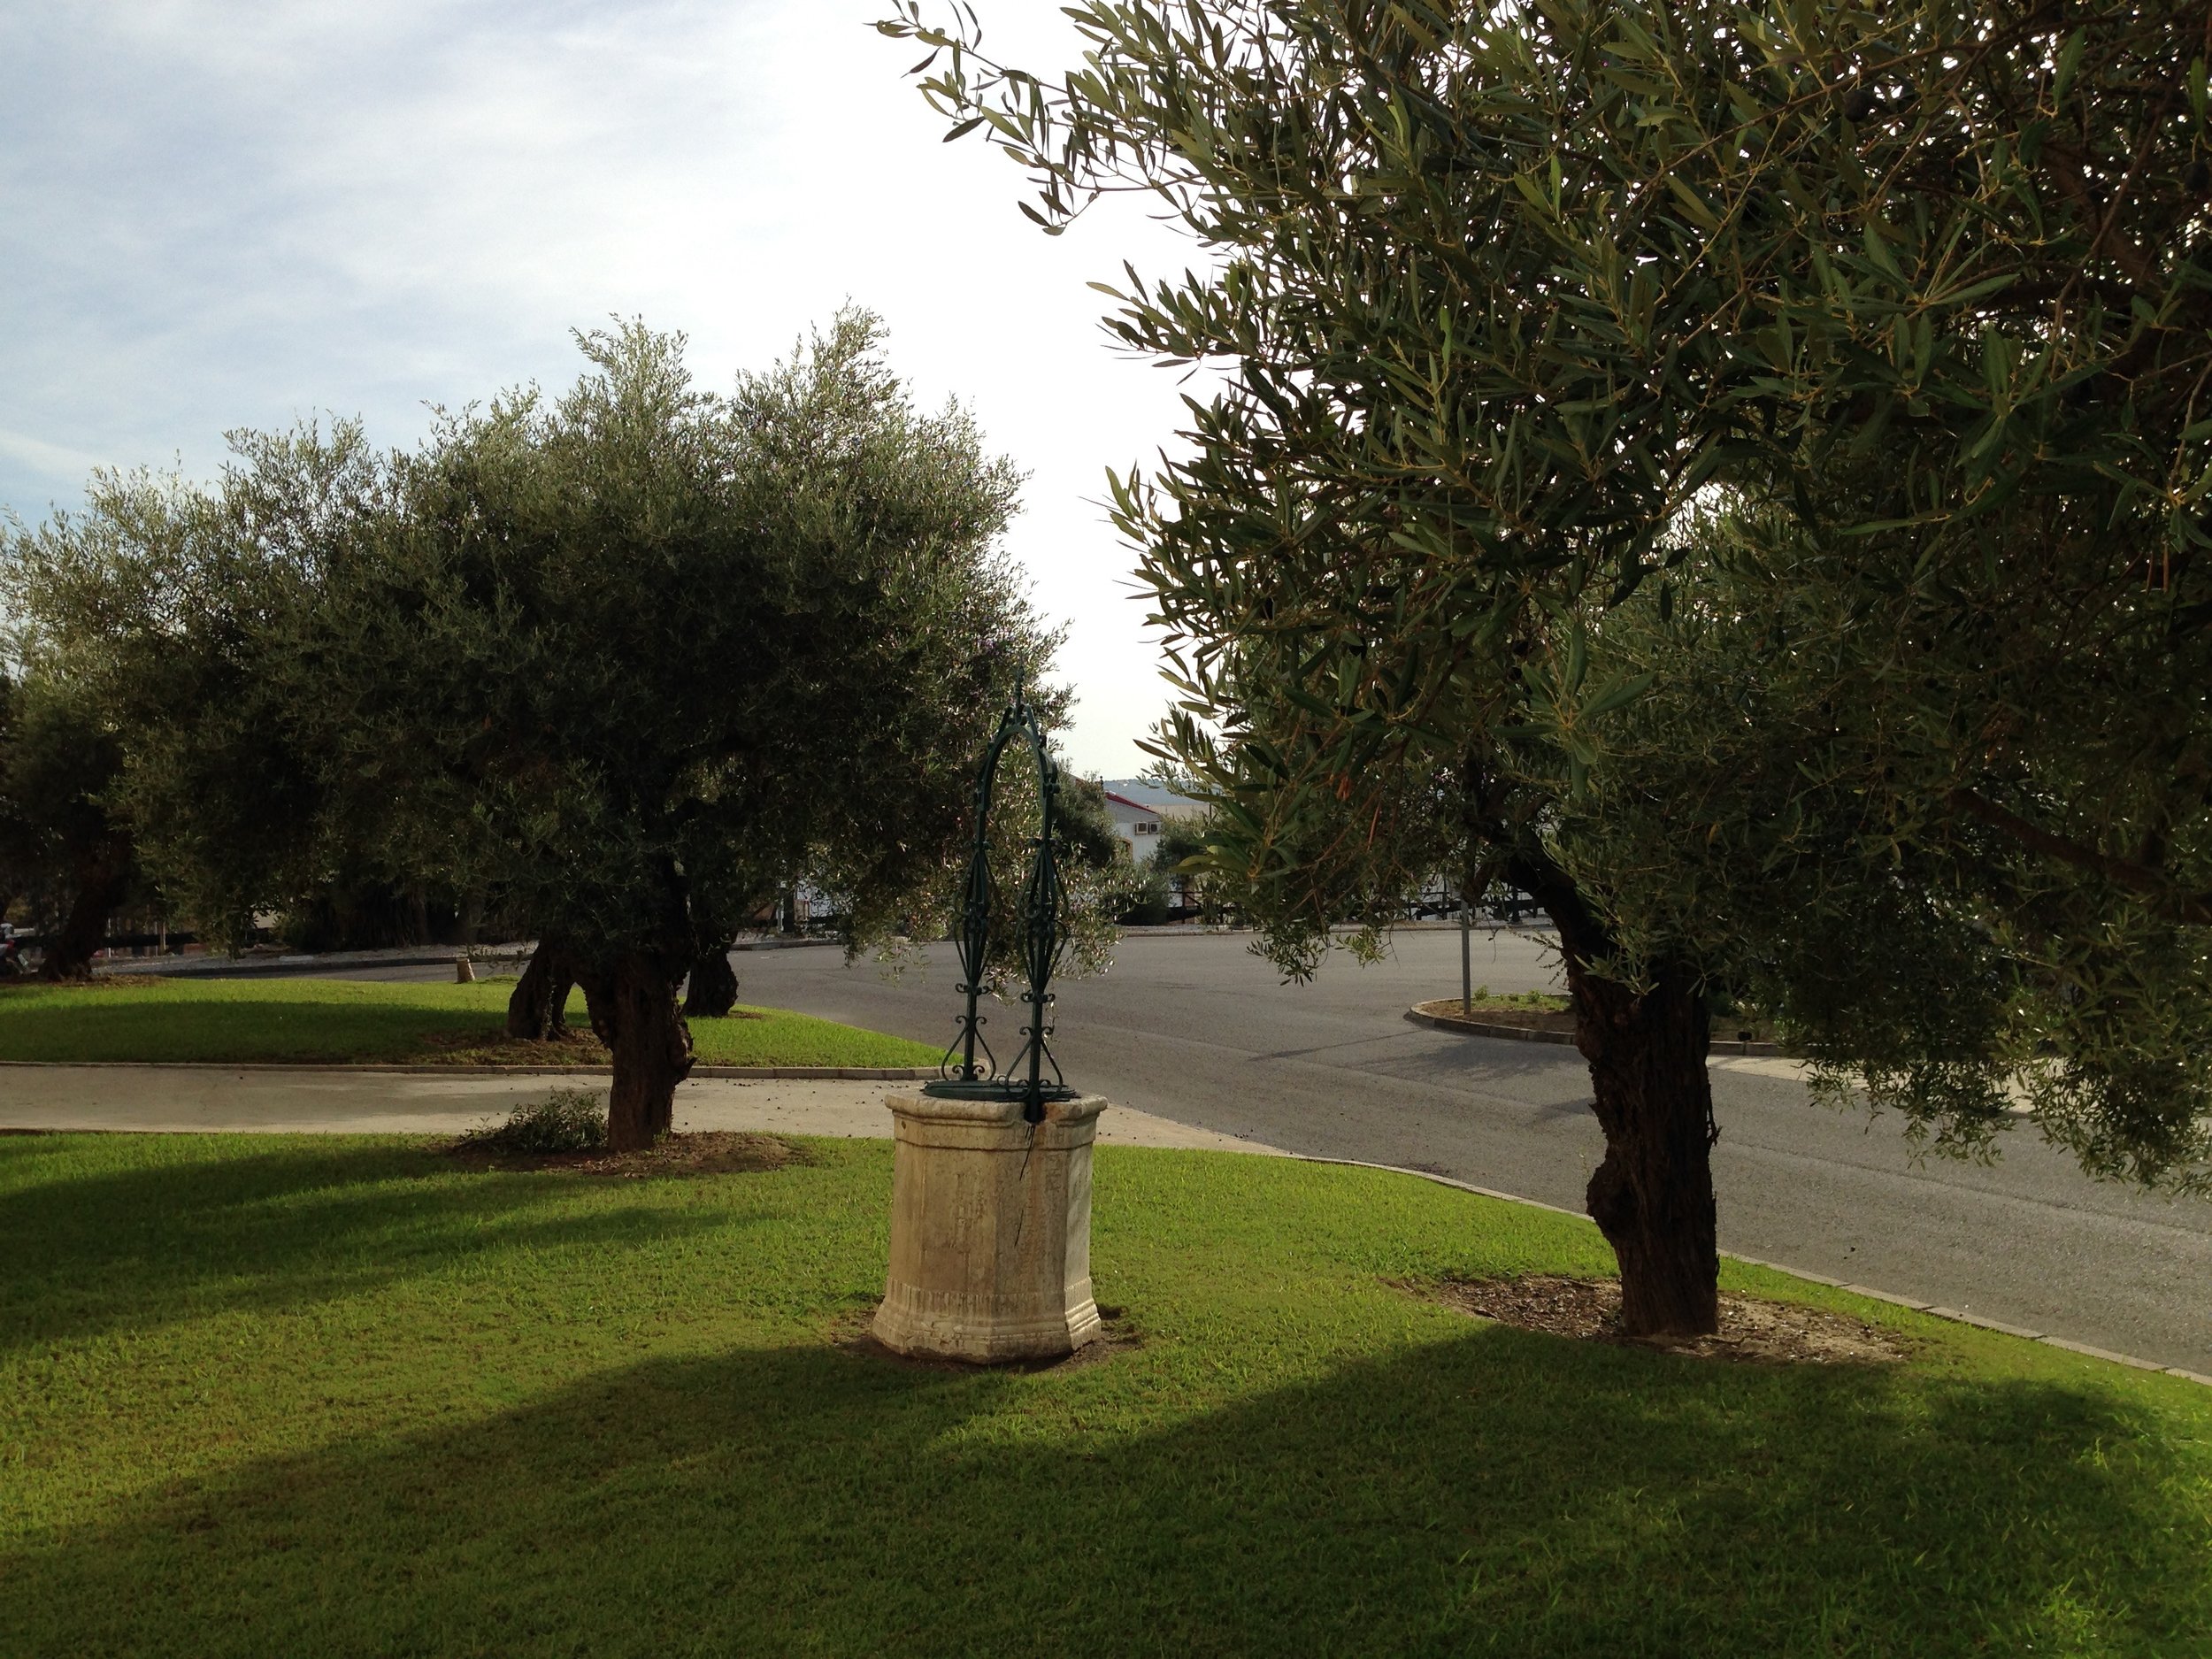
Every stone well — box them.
[872,1090,1105,1363]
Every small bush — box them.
[1114,869,1174,926]
[1468,986,1569,1010]
[461,1088,608,1155]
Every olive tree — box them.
[6,312,1055,1148]
[0,668,138,979]
[296,314,1050,1146]
[880,0,2212,1332]
[4,435,387,964]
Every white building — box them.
[1097,778,1201,865]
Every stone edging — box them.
[1404,1004,1786,1058]
[1293,1154,2212,1388]
[0,1061,935,1081]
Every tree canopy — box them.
[5,311,1058,1147]
[0,667,138,979]
[883,0,2212,1331]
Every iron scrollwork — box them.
[926,681,1077,1123]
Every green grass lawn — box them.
[0,976,941,1068]
[1,1134,2207,1656]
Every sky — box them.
[0,1,1206,779]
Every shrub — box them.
[461,1088,609,1155]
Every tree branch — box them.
[1949,787,2212,926]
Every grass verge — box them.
[0,976,941,1068]
[1,1133,2207,1656]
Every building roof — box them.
[1098,778,1199,817]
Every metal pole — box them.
[1460,901,1473,1014]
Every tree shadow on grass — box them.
[0,1139,743,1356]
[0,993,496,1064]
[5,1320,2204,1657]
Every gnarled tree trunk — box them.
[1567,956,1719,1337]
[682,938,739,1019]
[506,939,576,1041]
[39,855,132,981]
[1519,862,1720,1338]
[578,950,693,1152]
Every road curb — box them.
[91,947,476,979]
[0,1061,936,1080]
[1292,1153,2210,1388]
[1403,1004,1787,1058]
[1403,1006,1578,1047]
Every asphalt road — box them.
[717,927,2212,1375]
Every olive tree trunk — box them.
[1524,865,1720,1338]
[506,940,575,1040]
[39,856,131,981]
[682,940,739,1019]
[579,950,693,1152]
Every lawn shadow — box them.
[0,992,493,1064]
[4,1315,2203,1655]
[0,1138,741,1356]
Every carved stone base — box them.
[872,1091,1105,1363]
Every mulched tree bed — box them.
[1417,1274,1907,1365]
[418,1027,613,1065]
[445,1130,811,1178]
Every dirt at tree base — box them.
[419,1027,612,1065]
[419,1009,764,1068]
[445,1130,810,1178]
[1419,1274,1907,1365]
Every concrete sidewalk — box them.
[0,1065,1285,1153]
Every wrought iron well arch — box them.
[924,681,1078,1124]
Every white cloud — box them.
[0,1,1210,774]
[0,428,111,486]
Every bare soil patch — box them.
[445,1129,810,1178]
[419,1027,612,1066]
[1418,1274,1906,1365]
[831,1302,1144,1374]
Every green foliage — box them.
[1464,986,1570,1012]
[0,668,140,971]
[303,312,1042,974]
[1055,772,1125,871]
[3,432,390,952]
[458,1088,609,1155]
[885,0,2212,1192]
[4,310,1063,1082]
[0,678,114,881]
[1114,864,1173,926]
[1148,806,1240,923]
[5,1133,2210,1655]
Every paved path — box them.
[0,1066,1275,1153]
[714,931,2212,1376]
